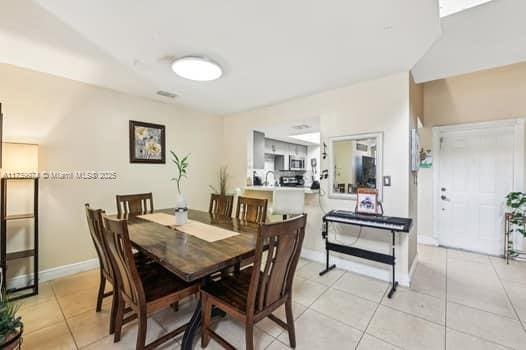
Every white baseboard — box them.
[7,247,417,290]
[300,248,411,287]
[6,258,99,290]
[408,253,418,284]
[418,235,439,246]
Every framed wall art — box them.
[355,188,380,215]
[129,120,166,163]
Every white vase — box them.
[174,193,188,225]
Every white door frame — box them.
[432,118,525,245]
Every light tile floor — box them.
[15,245,526,349]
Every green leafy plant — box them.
[505,191,526,256]
[209,166,229,196]
[0,295,22,344]
[170,150,190,194]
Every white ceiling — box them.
[6,0,440,115]
[261,118,320,146]
[3,1,523,113]
[439,0,494,17]
[0,0,161,103]
[413,0,526,82]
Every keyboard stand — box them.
[319,219,399,298]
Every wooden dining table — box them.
[114,208,261,350]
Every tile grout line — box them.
[360,333,404,350]
[50,282,81,350]
[354,283,389,350]
[445,326,516,350]
[302,262,452,343]
[293,269,372,346]
[332,269,448,326]
[331,282,389,304]
[445,251,526,349]
[446,299,522,322]
[378,303,446,328]
[488,257,526,332]
[258,268,342,345]
[446,252,526,318]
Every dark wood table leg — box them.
[181,278,227,350]
[181,299,202,350]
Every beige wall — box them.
[224,72,416,282]
[0,64,223,279]
[423,61,526,127]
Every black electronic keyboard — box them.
[324,210,412,232]
[320,210,413,298]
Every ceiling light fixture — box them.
[171,56,223,81]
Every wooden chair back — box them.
[85,204,113,281]
[102,215,145,308]
[116,193,154,217]
[248,214,306,314]
[209,194,234,217]
[236,196,268,224]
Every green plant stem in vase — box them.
[171,150,190,225]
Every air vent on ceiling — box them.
[156,90,178,99]
[291,124,310,130]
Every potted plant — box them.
[506,191,526,255]
[209,166,230,196]
[0,295,23,350]
[171,150,190,225]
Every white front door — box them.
[437,125,515,255]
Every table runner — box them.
[137,213,239,242]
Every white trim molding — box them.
[327,132,384,201]
[300,248,411,287]
[8,250,414,291]
[7,258,99,290]
[418,234,439,246]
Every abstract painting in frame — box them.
[129,120,166,163]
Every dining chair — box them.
[116,192,154,217]
[84,204,118,334]
[235,196,268,224]
[102,214,199,350]
[85,204,153,334]
[209,194,234,217]
[201,214,307,350]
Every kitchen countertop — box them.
[245,186,319,194]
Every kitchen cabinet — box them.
[289,144,307,157]
[265,138,288,155]
[258,136,307,171]
[253,131,265,169]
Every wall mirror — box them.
[328,132,383,200]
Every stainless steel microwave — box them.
[289,157,305,171]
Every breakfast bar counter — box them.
[245,185,319,194]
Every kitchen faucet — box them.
[264,170,275,186]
